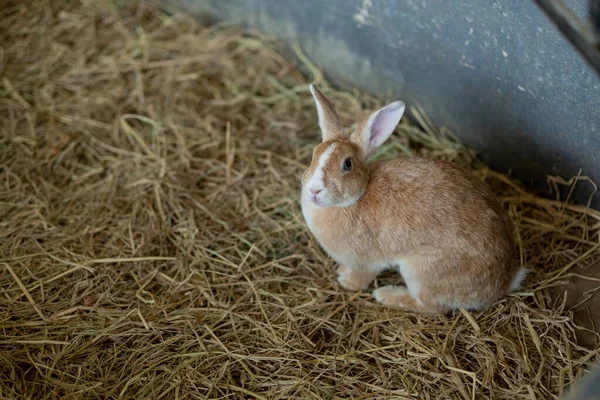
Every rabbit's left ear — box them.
[309,84,343,142]
[350,101,405,158]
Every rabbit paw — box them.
[372,285,421,309]
[336,266,372,291]
[373,285,443,314]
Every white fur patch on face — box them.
[306,143,336,195]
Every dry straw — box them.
[1,1,599,399]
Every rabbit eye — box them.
[343,157,352,171]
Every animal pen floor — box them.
[1,1,600,399]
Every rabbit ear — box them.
[309,84,342,142]
[351,101,405,158]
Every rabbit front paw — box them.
[336,265,373,291]
[373,285,444,314]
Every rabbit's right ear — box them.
[350,100,405,158]
[309,84,342,142]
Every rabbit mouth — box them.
[311,194,324,205]
[304,191,327,206]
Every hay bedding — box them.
[1,0,600,399]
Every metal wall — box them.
[162,0,600,207]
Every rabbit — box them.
[300,84,527,314]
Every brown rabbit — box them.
[300,84,526,314]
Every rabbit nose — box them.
[310,188,322,195]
